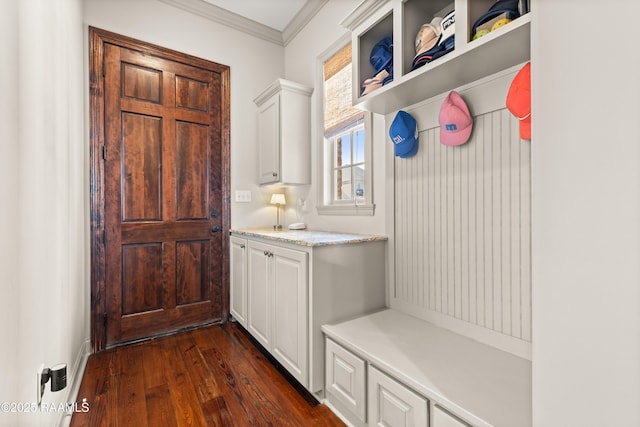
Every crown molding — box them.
[158,0,284,45]
[158,0,328,47]
[254,78,314,106]
[340,0,389,31]
[282,0,329,46]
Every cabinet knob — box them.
[240,244,245,249]
[211,226,221,233]
[272,172,278,177]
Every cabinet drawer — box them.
[432,406,470,427]
[368,366,428,427]
[325,338,367,422]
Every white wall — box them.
[0,0,21,424]
[7,1,640,425]
[531,1,640,425]
[0,0,87,425]
[283,0,387,235]
[84,0,286,230]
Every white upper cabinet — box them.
[342,0,531,114]
[254,79,313,185]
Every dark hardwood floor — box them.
[70,322,345,426]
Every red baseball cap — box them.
[506,62,531,140]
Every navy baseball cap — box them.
[370,36,393,74]
[389,111,419,158]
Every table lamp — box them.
[270,193,286,230]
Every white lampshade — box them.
[270,193,286,205]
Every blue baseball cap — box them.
[389,111,419,158]
[370,36,393,74]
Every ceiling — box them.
[201,0,309,32]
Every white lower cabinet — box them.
[323,310,531,427]
[325,338,431,427]
[432,406,471,427]
[230,230,387,396]
[368,366,429,427]
[247,239,308,386]
[326,338,367,423]
[229,236,248,327]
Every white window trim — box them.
[316,34,375,216]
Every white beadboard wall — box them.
[388,65,532,359]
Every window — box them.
[331,123,365,203]
[317,38,374,215]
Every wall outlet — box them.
[298,197,308,212]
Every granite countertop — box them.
[230,228,387,247]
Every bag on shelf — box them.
[471,0,520,40]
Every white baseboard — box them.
[57,339,90,427]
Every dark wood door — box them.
[90,28,230,350]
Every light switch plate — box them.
[235,190,252,203]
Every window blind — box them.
[323,43,364,137]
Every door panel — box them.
[98,35,228,347]
[176,75,209,111]
[176,240,211,305]
[175,121,209,220]
[121,243,164,315]
[121,113,163,222]
[122,62,162,103]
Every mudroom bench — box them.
[321,309,531,427]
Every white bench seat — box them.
[321,308,531,427]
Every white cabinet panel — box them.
[432,406,470,427]
[326,338,367,423]
[247,241,272,349]
[257,94,280,184]
[254,79,313,185]
[271,246,308,385]
[246,239,309,387]
[368,366,428,427]
[229,236,248,327]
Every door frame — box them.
[89,27,231,353]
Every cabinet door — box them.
[432,406,470,427]
[257,94,280,184]
[325,339,367,423]
[368,366,429,427]
[229,236,248,327]
[247,241,272,348]
[271,245,308,386]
